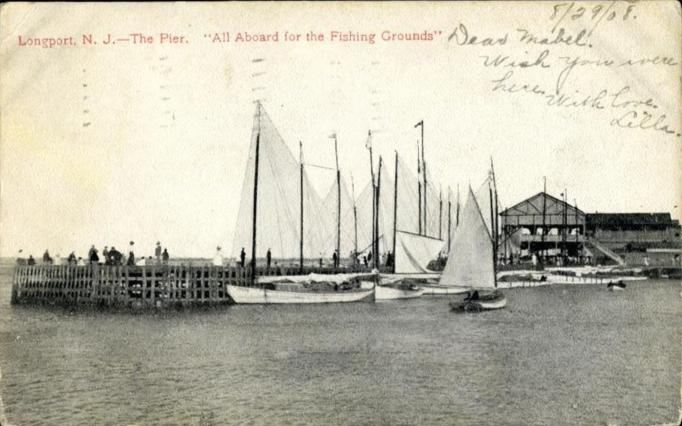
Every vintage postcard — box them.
[0,1,680,425]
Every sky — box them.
[1,2,680,258]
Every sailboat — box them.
[443,186,507,312]
[226,103,375,304]
[370,150,429,299]
[227,273,376,304]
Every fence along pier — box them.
[10,264,375,308]
[10,264,250,308]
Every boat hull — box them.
[607,282,626,291]
[226,284,374,304]
[374,284,424,300]
[421,285,470,295]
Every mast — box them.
[439,187,443,240]
[251,104,261,284]
[334,134,341,265]
[392,152,399,273]
[375,157,383,269]
[351,175,358,261]
[561,188,568,265]
[367,131,375,267]
[415,120,426,236]
[574,198,579,261]
[490,158,499,260]
[489,182,497,288]
[541,177,547,265]
[417,140,422,235]
[456,184,460,227]
[447,188,452,253]
[299,141,304,271]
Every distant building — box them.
[586,213,681,266]
[586,213,680,247]
[500,192,681,267]
[499,192,586,264]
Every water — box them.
[0,271,679,425]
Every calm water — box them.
[0,273,679,425]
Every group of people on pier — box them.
[18,244,395,271]
[16,241,171,267]
[230,246,393,270]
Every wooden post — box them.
[150,265,156,305]
[170,265,176,302]
[199,266,208,303]
[11,265,19,304]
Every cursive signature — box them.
[610,111,680,136]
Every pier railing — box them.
[10,263,379,308]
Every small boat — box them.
[607,280,626,291]
[376,273,462,296]
[449,289,507,312]
[374,281,424,300]
[227,273,375,304]
[441,183,506,312]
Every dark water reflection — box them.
[0,279,679,425]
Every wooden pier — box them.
[10,264,377,308]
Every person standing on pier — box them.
[27,255,35,265]
[42,249,52,264]
[127,241,135,266]
[332,250,339,269]
[239,247,246,268]
[108,246,122,265]
[213,246,224,266]
[89,245,99,264]
[266,248,272,271]
[386,251,393,268]
[102,246,109,261]
[162,248,169,264]
[155,242,162,264]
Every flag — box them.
[414,120,423,128]
[365,130,372,150]
[329,133,337,139]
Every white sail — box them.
[475,175,495,238]
[440,187,495,288]
[231,104,328,259]
[394,230,443,273]
[318,178,356,258]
